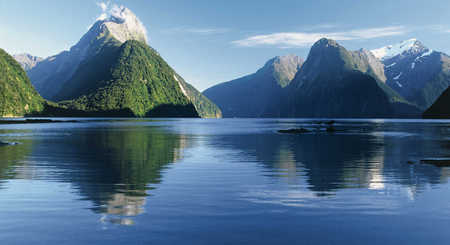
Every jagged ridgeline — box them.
[0,48,45,117]
[23,6,221,118]
[284,38,420,118]
[204,38,420,118]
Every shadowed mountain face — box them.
[203,38,420,118]
[371,39,450,110]
[203,55,303,117]
[423,86,450,118]
[282,38,420,118]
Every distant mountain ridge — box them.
[203,55,303,117]
[204,38,420,118]
[370,39,450,110]
[204,38,450,118]
[13,53,43,71]
[282,38,418,118]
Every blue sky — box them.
[1,0,450,91]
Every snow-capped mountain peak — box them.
[89,4,148,44]
[99,5,148,44]
[370,38,428,60]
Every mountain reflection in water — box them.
[0,125,189,225]
[0,119,449,238]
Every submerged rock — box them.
[278,128,311,134]
[421,158,450,167]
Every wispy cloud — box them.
[96,1,109,12]
[426,24,450,33]
[232,26,408,48]
[163,27,231,35]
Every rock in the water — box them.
[278,128,311,134]
[421,158,450,167]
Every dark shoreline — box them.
[0,119,80,125]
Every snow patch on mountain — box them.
[370,38,424,60]
[415,49,433,62]
[94,3,148,44]
[393,72,402,80]
[385,62,396,68]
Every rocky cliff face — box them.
[13,53,43,71]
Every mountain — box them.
[370,39,450,110]
[26,6,221,118]
[54,39,199,117]
[28,6,146,100]
[283,38,419,118]
[0,48,45,117]
[13,53,43,71]
[423,86,450,118]
[203,55,303,117]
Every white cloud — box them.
[232,26,408,48]
[97,1,109,12]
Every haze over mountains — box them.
[204,38,450,118]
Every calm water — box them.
[0,118,449,244]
